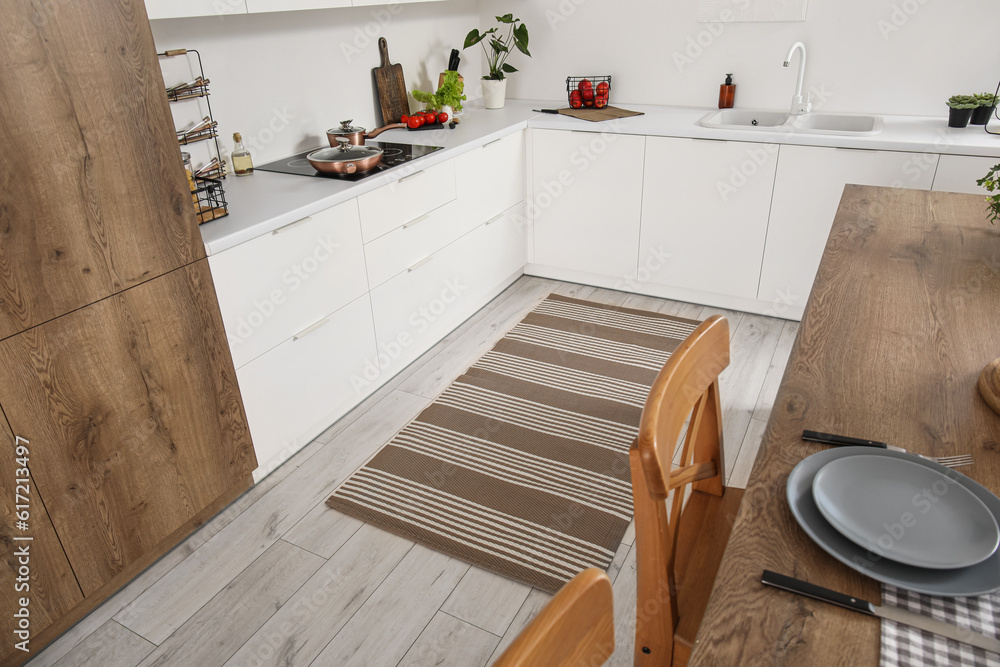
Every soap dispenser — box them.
[719,73,735,109]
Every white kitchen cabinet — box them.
[456,131,525,225]
[639,137,777,300]
[758,145,937,315]
[352,0,447,5]
[357,159,457,242]
[237,294,378,481]
[247,0,349,11]
[145,0,247,18]
[369,204,524,376]
[932,154,1000,195]
[530,129,645,281]
[209,199,368,369]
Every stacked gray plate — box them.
[787,447,1000,596]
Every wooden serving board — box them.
[373,37,409,125]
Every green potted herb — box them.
[464,14,530,110]
[948,95,978,128]
[411,71,467,121]
[977,162,1000,415]
[972,92,999,126]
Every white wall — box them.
[151,1,480,167]
[477,0,1000,117]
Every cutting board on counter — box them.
[373,37,409,125]
[557,106,644,122]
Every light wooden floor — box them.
[29,276,797,667]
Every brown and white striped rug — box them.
[326,294,701,593]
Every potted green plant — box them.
[947,95,978,128]
[972,92,999,126]
[411,71,467,121]
[976,162,1000,414]
[464,14,530,110]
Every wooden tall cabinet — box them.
[0,2,256,664]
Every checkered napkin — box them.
[881,585,1000,666]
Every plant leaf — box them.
[490,37,509,53]
[514,24,530,56]
[496,13,514,23]
[501,63,518,73]
[463,29,482,49]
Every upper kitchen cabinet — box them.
[530,129,645,282]
[639,137,776,300]
[0,260,255,597]
[145,0,247,18]
[758,145,937,314]
[0,1,206,341]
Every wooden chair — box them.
[630,315,745,666]
[493,568,615,667]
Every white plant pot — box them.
[482,79,507,110]
[441,105,454,122]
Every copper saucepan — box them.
[307,138,383,175]
[326,119,405,146]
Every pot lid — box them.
[307,140,382,163]
[327,119,366,135]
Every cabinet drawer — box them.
[209,200,367,369]
[369,206,525,379]
[457,131,525,224]
[357,159,457,242]
[364,199,474,289]
[237,295,378,480]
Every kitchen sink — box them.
[699,109,883,136]
[699,109,790,128]
[787,113,882,135]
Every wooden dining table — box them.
[690,184,1000,664]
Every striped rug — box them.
[326,294,701,593]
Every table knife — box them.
[532,108,560,114]
[762,570,1000,654]
[802,430,896,450]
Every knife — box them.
[762,570,1000,653]
[448,49,460,72]
[532,109,561,114]
[802,430,896,450]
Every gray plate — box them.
[787,447,1000,596]
[812,455,1000,570]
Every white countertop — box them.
[199,99,1000,255]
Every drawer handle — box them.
[397,170,424,183]
[292,317,330,341]
[403,213,430,229]
[485,212,505,226]
[272,215,314,234]
[407,256,434,272]
[483,137,504,148]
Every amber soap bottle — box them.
[719,73,735,109]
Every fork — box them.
[802,430,974,468]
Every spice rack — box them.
[158,48,228,225]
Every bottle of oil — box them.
[231,132,253,176]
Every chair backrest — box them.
[492,568,615,667]
[629,315,731,667]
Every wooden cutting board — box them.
[557,106,644,122]
[373,37,409,125]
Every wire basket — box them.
[192,177,228,224]
[566,76,612,109]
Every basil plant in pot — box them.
[464,14,530,110]
[976,162,1000,415]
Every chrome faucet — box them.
[783,41,811,115]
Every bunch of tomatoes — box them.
[569,79,610,109]
[402,111,450,129]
